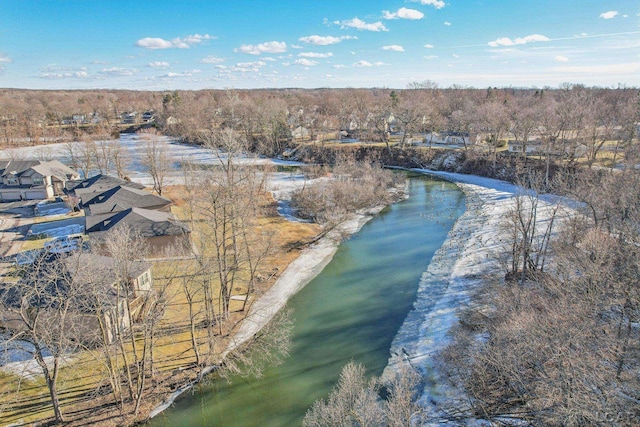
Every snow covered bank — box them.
[383,169,577,423]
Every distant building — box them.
[422,131,473,146]
[507,140,542,154]
[121,111,138,124]
[141,110,155,123]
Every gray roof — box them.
[65,174,145,193]
[0,159,40,177]
[86,207,189,237]
[63,252,151,283]
[83,186,172,214]
[8,251,150,309]
[0,159,78,181]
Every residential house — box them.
[86,207,191,255]
[121,111,138,124]
[292,126,310,140]
[141,110,155,123]
[66,174,146,194]
[81,186,173,214]
[66,174,191,255]
[422,131,473,146]
[0,159,80,201]
[507,140,542,154]
[0,251,153,345]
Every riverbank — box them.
[147,201,388,420]
[148,168,576,424]
[383,169,577,424]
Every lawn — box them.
[0,185,320,426]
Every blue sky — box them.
[1,0,639,90]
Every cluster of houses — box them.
[66,174,190,255]
[58,110,156,126]
[0,160,190,346]
[120,110,155,125]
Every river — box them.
[149,175,465,427]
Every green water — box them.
[150,176,465,427]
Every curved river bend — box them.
[150,175,465,427]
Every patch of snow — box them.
[382,168,578,425]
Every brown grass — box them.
[0,185,320,426]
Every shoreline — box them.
[383,168,577,423]
[147,205,386,419]
[147,169,532,421]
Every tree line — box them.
[2,85,638,166]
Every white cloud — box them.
[100,67,137,76]
[136,38,173,49]
[38,66,90,79]
[599,11,618,19]
[201,55,225,64]
[555,55,569,62]
[234,61,267,72]
[148,61,170,68]
[383,7,424,20]
[236,61,266,68]
[161,69,201,78]
[299,52,334,58]
[236,41,287,55]
[383,45,405,52]
[336,17,388,32]
[488,34,550,47]
[333,64,347,68]
[295,58,318,66]
[452,53,460,58]
[40,71,89,79]
[411,0,445,9]
[424,44,434,48]
[425,55,438,59]
[136,34,213,49]
[299,35,356,45]
[0,53,9,71]
[353,60,387,67]
[443,21,452,26]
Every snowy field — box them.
[0,134,302,188]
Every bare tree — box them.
[0,252,95,423]
[291,153,402,241]
[100,226,152,413]
[140,130,171,195]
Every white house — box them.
[507,140,542,154]
[422,131,473,146]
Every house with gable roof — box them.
[66,174,191,255]
[0,159,79,201]
[0,250,153,345]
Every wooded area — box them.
[1,84,639,426]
